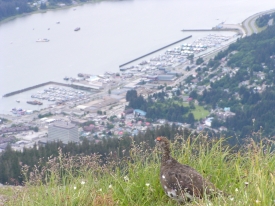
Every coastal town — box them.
[0,31,241,152]
[1,7,275,153]
[2,0,275,204]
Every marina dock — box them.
[119,35,192,68]
[2,81,95,97]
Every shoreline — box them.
[0,0,105,25]
[0,6,274,105]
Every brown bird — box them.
[155,136,220,203]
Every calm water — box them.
[0,0,274,114]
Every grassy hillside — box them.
[1,134,275,205]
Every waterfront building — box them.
[48,121,79,144]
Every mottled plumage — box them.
[155,136,219,203]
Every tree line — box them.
[0,125,192,185]
[0,0,80,21]
[0,0,33,20]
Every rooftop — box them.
[52,121,76,129]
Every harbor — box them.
[0,30,239,115]
[3,81,97,97]
[5,84,96,116]
[1,0,274,112]
[119,35,192,68]
[119,32,238,72]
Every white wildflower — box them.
[81,181,85,185]
[73,186,77,190]
[229,197,234,201]
[255,199,261,204]
[244,182,249,186]
[98,188,102,192]
[235,188,239,192]
[124,176,129,182]
[145,183,150,187]
[109,184,112,189]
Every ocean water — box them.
[0,0,274,114]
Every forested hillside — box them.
[0,0,33,20]
[0,0,88,21]
[192,22,275,138]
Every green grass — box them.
[182,102,210,120]
[190,105,209,120]
[255,24,268,33]
[1,134,275,205]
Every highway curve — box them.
[242,8,275,36]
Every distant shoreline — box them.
[0,0,105,25]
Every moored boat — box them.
[27,100,43,105]
[36,38,50,42]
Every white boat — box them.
[36,38,50,42]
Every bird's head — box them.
[155,136,170,151]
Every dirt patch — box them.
[91,192,117,206]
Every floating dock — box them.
[119,35,192,68]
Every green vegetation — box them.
[30,126,39,132]
[196,57,204,65]
[0,0,34,21]
[256,13,275,28]
[0,125,186,185]
[126,90,201,124]
[38,112,52,119]
[0,118,8,124]
[190,105,209,120]
[192,21,275,139]
[97,110,102,115]
[1,134,275,205]
[0,0,101,22]
[180,102,209,120]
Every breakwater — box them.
[119,35,192,68]
[182,27,241,33]
[3,81,72,97]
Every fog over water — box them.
[0,0,274,113]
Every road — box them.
[242,8,275,36]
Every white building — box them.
[205,117,214,127]
[48,121,79,144]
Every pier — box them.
[119,35,192,68]
[182,24,244,35]
[2,81,95,97]
[182,28,239,32]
